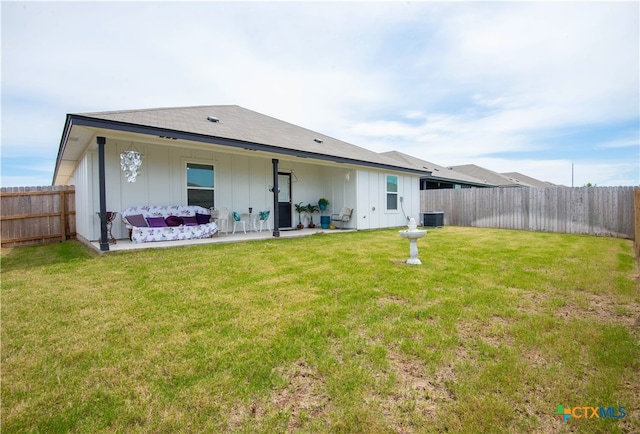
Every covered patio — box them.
[89,227,355,253]
[54,105,425,252]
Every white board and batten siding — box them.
[72,139,421,241]
[356,170,420,230]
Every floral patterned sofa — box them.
[121,205,218,243]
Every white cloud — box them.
[0,174,53,189]
[2,2,394,147]
[439,2,638,111]
[338,2,639,186]
[1,1,638,188]
[470,157,639,188]
[1,156,56,188]
[595,135,640,150]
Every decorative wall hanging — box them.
[120,143,143,182]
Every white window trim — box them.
[386,174,399,213]
[184,159,216,206]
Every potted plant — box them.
[318,198,330,229]
[318,198,329,212]
[294,202,306,229]
[306,203,319,228]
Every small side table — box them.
[241,212,257,232]
[96,211,118,244]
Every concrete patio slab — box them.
[89,227,355,253]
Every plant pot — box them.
[297,224,304,230]
[308,223,316,228]
[320,216,330,229]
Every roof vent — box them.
[207,116,220,123]
[313,138,323,143]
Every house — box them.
[381,154,554,190]
[448,164,553,188]
[500,172,557,188]
[53,105,429,251]
[381,151,494,189]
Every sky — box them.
[2,1,639,188]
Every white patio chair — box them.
[331,207,353,229]
[257,210,271,232]
[214,207,229,235]
[232,211,246,234]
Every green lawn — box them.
[2,227,639,433]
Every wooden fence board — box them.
[422,186,636,240]
[0,186,76,247]
[635,188,640,257]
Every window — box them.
[386,175,398,210]
[187,163,214,208]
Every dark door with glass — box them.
[277,173,292,228]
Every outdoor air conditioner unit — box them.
[422,211,444,228]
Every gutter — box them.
[426,175,496,188]
[52,114,75,185]
[55,114,431,178]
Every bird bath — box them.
[398,218,426,265]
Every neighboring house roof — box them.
[501,172,556,187]
[448,164,531,187]
[54,105,429,184]
[381,151,494,187]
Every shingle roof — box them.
[501,172,556,187]
[448,164,526,187]
[448,165,553,187]
[73,105,426,174]
[381,151,494,187]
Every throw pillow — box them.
[125,214,148,227]
[146,216,168,227]
[195,213,210,224]
[182,216,198,226]
[165,216,183,227]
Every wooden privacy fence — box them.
[0,186,76,247]
[635,188,640,257]
[422,186,637,240]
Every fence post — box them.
[59,189,66,242]
[635,188,640,257]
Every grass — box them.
[2,227,639,433]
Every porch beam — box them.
[97,136,109,251]
[63,116,429,176]
[272,159,280,238]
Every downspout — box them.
[272,159,280,238]
[97,136,109,251]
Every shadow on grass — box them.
[1,240,96,272]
